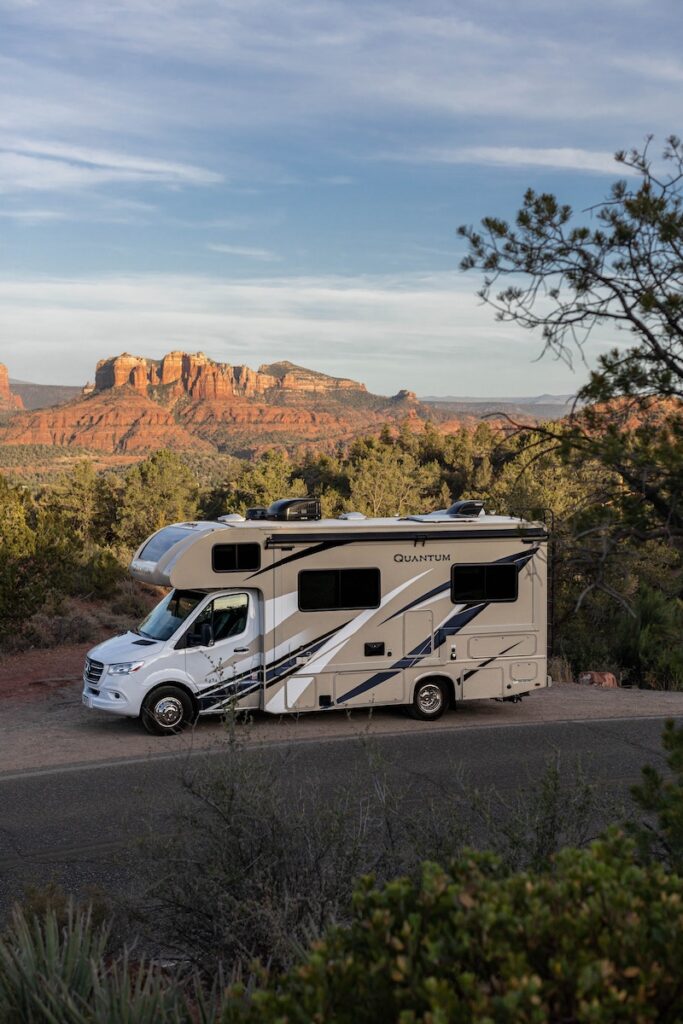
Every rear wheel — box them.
[409,678,448,721]
[140,685,195,736]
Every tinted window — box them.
[299,568,381,611]
[212,543,261,572]
[139,526,192,563]
[451,563,517,603]
[192,593,249,642]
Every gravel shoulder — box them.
[2,643,683,775]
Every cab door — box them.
[184,592,261,712]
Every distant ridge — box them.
[422,393,578,421]
[422,394,575,405]
[10,379,82,410]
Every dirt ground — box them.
[0,643,91,701]
[2,643,683,776]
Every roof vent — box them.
[339,511,366,520]
[446,499,485,518]
[245,507,269,520]
[266,497,322,521]
[218,513,245,523]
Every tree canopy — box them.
[458,135,683,538]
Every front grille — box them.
[84,658,104,684]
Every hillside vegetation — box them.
[1,419,681,686]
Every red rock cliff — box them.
[94,352,366,399]
[1,350,446,456]
[0,364,24,410]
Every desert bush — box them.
[629,718,683,872]
[467,752,621,873]
[136,725,421,973]
[18,609,99,650]
[134,723,618,976]
[223,835,683,1023]
[109,579,158,619]
[4,842,683,1023]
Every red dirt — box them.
[0,644,89,701]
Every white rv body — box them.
[82,504,551,732]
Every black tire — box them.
[409,678,448,721]
[140,685,195,736]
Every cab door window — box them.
[187,594,249,646]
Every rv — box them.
[82,498,551,734]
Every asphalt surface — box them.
[0,715,677,918]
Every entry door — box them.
[185,593,261,712]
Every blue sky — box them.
[0,0,681,395]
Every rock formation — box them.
[0,350,459,456]
[93,351,366,401]
[0,364,24,410]
[1,388,211,453]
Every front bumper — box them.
[82,678,140,717]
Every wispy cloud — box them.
[0,270,596,395]
[207,243,280,261]
[384,145,629,175]
[0,207,68,222]
[611,53,683,83]
[2,1,679,138]
[0,137,222,193]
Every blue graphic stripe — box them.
[198,680,261,711]
[380,580,450,624]
[335,548,540,706]
[335,602,488,704]
[265,622,350,683]
[460,641,523,682]
[197,622,349,710]
[248,539,350,579]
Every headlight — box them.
[107,661,145,675]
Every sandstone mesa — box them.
[0,351,435,456]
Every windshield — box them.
[138,589,205,641]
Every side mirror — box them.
[200,621,214,647]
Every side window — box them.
[211,594,249,641]
[451,563,518,603]
[212,543,261,572]
[190,594,249,642]
[299,569,381,611]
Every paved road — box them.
[0,715,676,917]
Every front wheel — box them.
[141,685,196,736]
[409,679,448,721]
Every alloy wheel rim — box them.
[417,684,442,714]
[154,696,184,727]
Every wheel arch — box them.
[142,679,199,718]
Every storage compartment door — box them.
[334,669,403,708]
[461,666,504,700]
[403,611,436,665]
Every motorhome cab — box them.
[82,498,551,735]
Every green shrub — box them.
[224,836,683,1023]
[629,718,683,872]
[0,905,188,1024]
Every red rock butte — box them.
[0,364,23,410]
[94,352,367,400]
